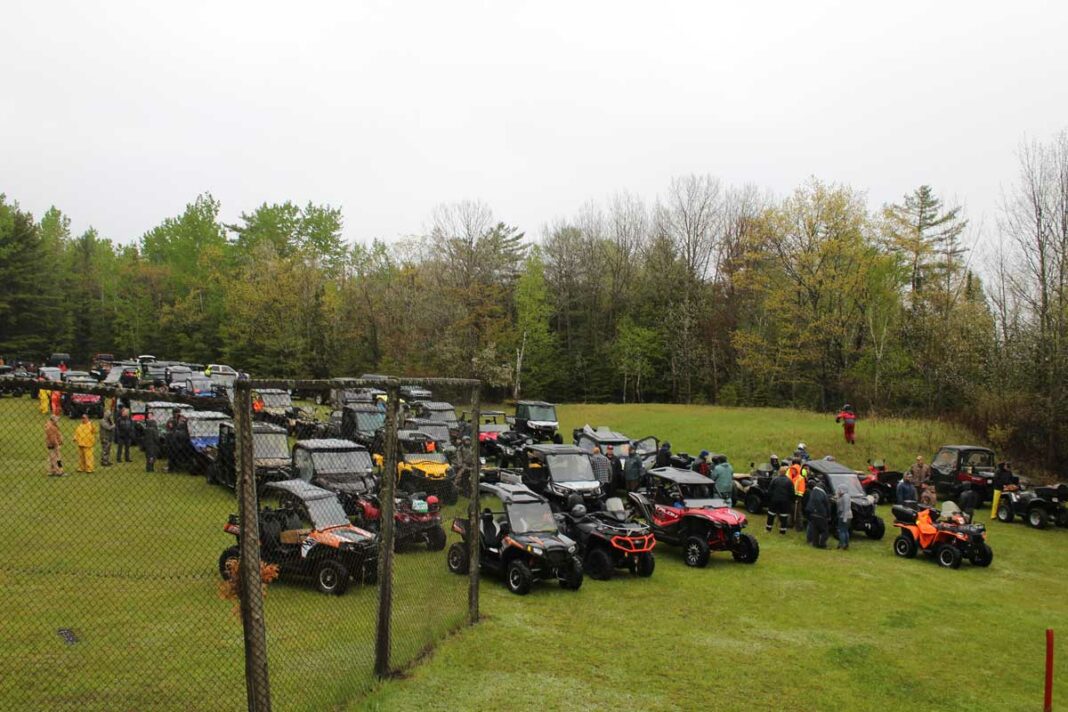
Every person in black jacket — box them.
[114,407,134,463]
[805,478,831,548]
[958,482,979,521]
[655,441,672,468]
[143,415,160,472]
[765,466,794,534]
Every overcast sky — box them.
[3,0,1065,251]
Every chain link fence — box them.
[0,374,480,711]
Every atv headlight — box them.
[528,545,544,556]
[568,545,576,554]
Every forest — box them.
[2,132,1067,469]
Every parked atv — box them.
[445,480,582,595]
[557,495,655,579]
[218,480,378,595]
[509,443,604,512]
[630,467,759,567]
[996,483,1068,529]
[891,501,993,569]
[862,459,904,505]
[734,461,778,514]
[374,429,458,504]
[804,459,886,540]
[291,438,377,514]
[353,492,447,552]
[930,445,997,503]
[510,400,562,444]
[340,403,386,449]
[207,421,292,492]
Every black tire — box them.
[1028,507,1048,529]
[584,547,614,581]
[971,543,993,567]
[552,433,563,445]
[426,525,447,551]
[867,487,883,505]
[635,552,655,577]
[745,491,763,514]
[732,533,760,564]
[446,542,469,574]
[893,532,918,559]
[314,559,350,595]
[936,544,962,569]
[218,546,240,580]
[865,517,886,540]
[683,535,710,568]
[506,559,533,595]
[206,463,219,486]
[996,502,1014,523]
[559,557,583,590]
[363,559,378,585]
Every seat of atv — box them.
[280,529,311,545]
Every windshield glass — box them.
[188,418,225,438]
[404,453,448,464]
[480,423,509,433]
[523,405,557,422]
[305,497,351,529]
[188,378,212,392]
[260,392,292,408]
[311,450,373,475]
[169,368,191,378]
[354,411,385,432]
[417,424,450,441]
[962,450,994,469]
[128,401,147,415]
[426,408,458,424]
[149,406,186,422]
[507,502,558,534]
[254,433,290,460]
[827,473,866,497]
[546,453,595,482]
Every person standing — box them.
[835,485,853,549]
[805,477,830,548]
[114,407,134,463]
[919,483,938,508]
[44,415,66,477]
[909,455,932,491]
[74,414,97,473]
[896,473,918,503]
[655,441,672,468]
[835,404,857,445]
[590,446,612,492]
[766,466,794,534]
[790,459,807,532]
[712,454,734,503]
[38,380,51,414]
[623,449,644,492]
[454,436,474,491]
[50,388,62,417]
[100,411,115,466]
[143,415,160,472]
[693,450,712,476]
[604,445,623,493]
[990,461,1019,518]
[958,482,979,521]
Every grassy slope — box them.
[357,404,1068,712]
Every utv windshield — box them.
[404,453,448,465]
[169,368,192,379]
[480,423,509,434]
[188,419,226,438]
[188,378,213,392]
[260,392,292,408]
[305,497,351,529]
[547,453,596,482]
[128,401,147,415]
[521,405,557,422]
[254,432,290,460]
[507,502,558,534]
[962,450,995,470]
[354,411,385,432]
[418,424,450,442]
[674,482,723,507]
[311,450,373,475]
[426,408,458,425]
[827,473,866,497]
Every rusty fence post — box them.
[468,383,481,624]
[235,381,272,712]
[374,380,401,678]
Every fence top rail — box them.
[2,376,230,409]
[243,376,481,390]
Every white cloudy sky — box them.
[2,0,1065,249]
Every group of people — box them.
[758,444,852,550]
[894,456,939,509]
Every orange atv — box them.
[891,502,993,569]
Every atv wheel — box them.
[426,525,447,551]
[936,544,962,569]
[865,517,886,540]
[893,532,918,558]
[559,557,583,591]
[505,559,533,595]
[732,533,760,564]
[868,487,883,505]
[446,542,469,574]
[315,559,350,595]
[635,552,655,577]
[971,543,994,567]
[745,492,763,514]
[584,547,614,581]
[996,502,1014,523]
[1028,508,1048,529]
[218,547,240,580]
[683,536,710,568]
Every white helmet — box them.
[797,442,806,450]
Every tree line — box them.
[2,131,1067,469]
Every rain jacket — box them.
[768,473,794,510]
[712,461,734,500]
[74,421,98,448]
[805,483,830,520]
[623,454,644,484]
[100,414,115,444]
[836,488,853,523]
[44,420,63,448]
[142,420,160,458]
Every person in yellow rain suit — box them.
[74,414,98,473]
[38,382,51,414]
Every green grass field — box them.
[1,399,1064,711]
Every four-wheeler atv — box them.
[207,421,292,491]
[218,480,378,595]
[169,410,232,475]
[181,375,217,398]
[445,480,582,595]
[509,443,604,512]
[930,445,997,504]
[804,459,886,540]
[412,401,461,442]
[340,403,386,449]
[474,417,511,461]
[252,388,293,426]
[292,438,378,515]
[572,424,659,471]
[630,467,760,567]
[557,495,656,580]
[511,400,562,443]
[374,429,459,504]
[404,418,456,458]
[734,461,777,514]
[352,491,447,552]
[996,483,1068,529]
[61,376,105,418]
[891,501,993,569]
[861,459,904,504]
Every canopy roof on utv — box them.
[577,424,631,444]
[343,403,381,413]
[941,445,994,453]
[418,401,456,412]
[517,399,555,407]
[804,459,860,476]
[480,480,546,504]
[184,410,230,421]
[527,444,584,456]
[648,467,714,485]
[294,438,367,452]
[264,479,338,502]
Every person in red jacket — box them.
[835,404,857,445]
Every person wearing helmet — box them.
[793,442,810,462]
[769,453,781,471]
[655,441,673,468]
[835,404,857,445]
[694,450,711,476]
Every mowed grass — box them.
[357,404,1068,712]
[0,396,466,712]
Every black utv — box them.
[930,445,997,503]
[412,401,461,441]
[207,421,293,492]
[996,483,1068,529]
[445,480,582,595]
[291,438,378,517]
[805,459,886,540]
[508,444,604,512]
[572,424,659,472]
[557,495,655,580]
[340,403,386,449]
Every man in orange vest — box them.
[789,458,807,532]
